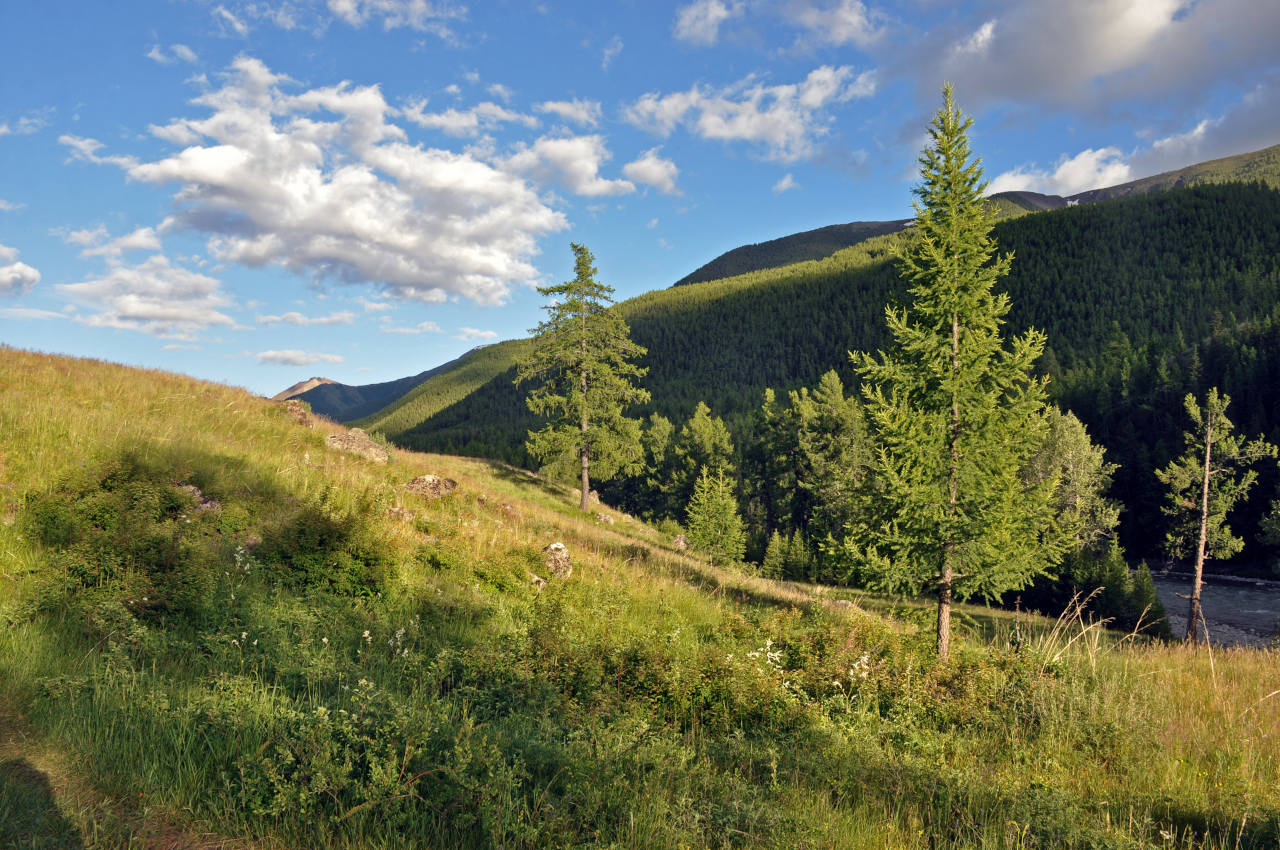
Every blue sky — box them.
[2,0,1278,396]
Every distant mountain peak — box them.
[271,376,336,401]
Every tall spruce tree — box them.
[1156,388,1275,642]
[847,85,1064,659]
[516,243,650,511]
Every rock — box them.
[672,534,689,551]
[595,512,615,525]
[529,572,547,591]
[324,428,389,464]
[405,474,458,499]
[387,507,416,522]
[542,542,572,579]
[499,502,520,519]
[588,489,601,505]
[175,483,221,512]
[280,399,314,427]
[832,599,854,609]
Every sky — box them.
[2,0,1278,397]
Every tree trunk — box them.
[1187,415,1213,643]
[580,365,590,512]
[938,311,960,660]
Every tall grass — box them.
[1,346,1277,848]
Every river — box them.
[1153,575,1280,647]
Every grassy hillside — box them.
[2,347,1278,848]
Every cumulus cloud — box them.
[256,349,344,365]
[501,134,635,196]
[456,326,498,341]
[625,65,876,162]
[0,243,41,296]
[0,198,23,211]
[69,57,565,306]
[786,0,883,48]
[57,255,234,338]
[381,319,442,334]
[212,5,250,36]
[917,0,1280,113]
[772,173,798,193]
[60,134,140,168]
[988,147,1132,196]
[673,0,743,45]
[535,99,602,128]
[403,99,538,137]
[623,148,681,194]
[257,310,356,325]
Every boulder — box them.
[528,572,547,591]
[542,542,572,578]
[405,474,458,499]
[324,428,389,464]
[386,507,416,523]
[175,483,221,512]
[280,399,314,427]
[595,512,615,525]
[672,534,689,551]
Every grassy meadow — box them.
[0,346,1277,849]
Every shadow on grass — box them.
[0,759,84,849]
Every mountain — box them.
[672,142,1280,286]
[287,348,480,421]
[673,218,911,287]
[271,376,335,401]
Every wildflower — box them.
[322,637,329,645]
[241,632,247,640]
[362,630,372,644]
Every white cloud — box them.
[534,99,602,128]
[79,227,163,259]
[75,57,565,306]
[487,83,513,102]
[920,0,1280,113]
[772,173,798,193]
[257,348,344,365]
[601,35,623,70]
[257,310,356,325]
[356,296,392,311]
[988,147,1132,196]
[403,99,538,137]
[213,5,250,36]
[57,254,234,338]
[646,218,659,229]
[501,134,635,196]
[786,0,883,48]
[625,66,875,162]
[326,0,464,37]
[0,307,63,320]
[59,134,140,168]
[0,243,41,296]
[623,147,681,194]
[0,198,23,212]
[148,44,200,64]
[381,319,442,334]
[673,0,743,45]
[456,326,498,341]
[0,108,52,137]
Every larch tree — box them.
[516,243,650,511]
[846,85,1066,659]
[1156,388,1275,643]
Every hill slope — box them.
[2,348,1278,848]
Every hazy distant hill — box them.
[272,376,335,402]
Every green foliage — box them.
[1156,388,1276,564]
[1022,406,1121,551]
[847,87,1065,636]
[685,467,746,565]
[516,243,650,499]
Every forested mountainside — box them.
[667,143,1280,288]
[361,181,1280,564]
[292,349,478,421]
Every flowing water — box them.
[1153,575,1280,647]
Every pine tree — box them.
[686,467,746,566]
[1155,388,1275,642]
[516,243,650,510]
[846,85,1065,659]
